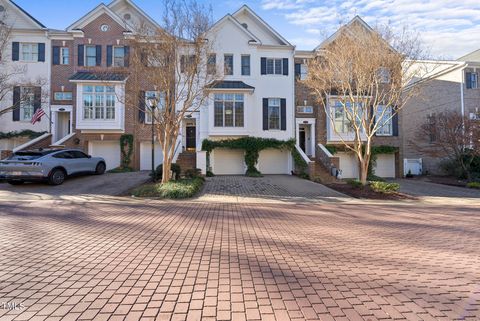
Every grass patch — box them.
[466,181,480,189]
[107,167,135,173]
[132,177,204,199]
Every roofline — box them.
[8,0,46,29]
[208,14,261,44]
[66,3,131,32]
[107,0,163,30]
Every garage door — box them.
[337,152,359,179]
[140,142,163,170]
[88,141,120,170]
[374,154,396,178]
[212,149,245,175]
[257,149,289,174]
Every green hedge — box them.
[370,181,400,193]
[466,182,480,189]
[132,177,204,199]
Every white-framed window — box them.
[266,58,282,75]
[20,87,35,121]
[83,85,115,120]
[268,98,281,130]
[377,67,391,83]
[466,72,478,89]
[207,53,216,75]
[20,43,38,61]
[145,91,165,124]
[296,105,313,113]
[54,92,72,101]
[60,47,69,65]
[241,55,250,76]
[300,64,308,80]
[113,46,125,67]
[85,45,96,67]
[375,105,393,136]
[224,54,233,75]
[331,99,364,134]
[214,93,244,127]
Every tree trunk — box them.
[359,160,369,185]
[161,136,173,184]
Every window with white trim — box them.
[377,67,391,83]
[266,58,282,75]
[113,46,125,67]
[83,85,115,120]
[214,93,244,127]
[145,91,165,124]
[20,43,38,61]
[268,98,281,129]
[60,47,69,65]
[300,64,308,80]
[375,105,393,136]
[85,45,96,67]
[54,92,72,101]
[20,87,34,121]
[331,99,364,134]
[296,105,313,113]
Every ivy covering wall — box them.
[120,134,134,169]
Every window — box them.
[427,113,436,142]
[20,87,34,121]
[268,98,281,130]
[53,151,74,159]
[70,150,89,158]
[266,58,282,75]
[60,47,69,65]
[466,72,478,89]
[145,91,165,124]
[214,93,244,127]
[296,105,313,113]
[207,54,216,75]
[375,105,393,136]
[241,55,250,76]
[113,46,125,67]
[85,45,96,67]
[180,55,196,73]
[54,92,73,101]
[332,99,364,133]
[83,85,115,120]
[377,67,391,83]
[224,54,233,75]
[300,64,308,80]
[20,43,38,61]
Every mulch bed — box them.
[327,183,418,200]
[421,175,468,188]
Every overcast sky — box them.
[14,0,480,59]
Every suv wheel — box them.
[49,169,66,185]
[95,162,106,175]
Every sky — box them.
[13,0,480,59]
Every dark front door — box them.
[186,126,196,151]
[299,128,306,153]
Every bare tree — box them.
[413,110,480,180]
[304,21,425,185]
[126,0,216,183]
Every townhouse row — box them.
[1,0,478,178]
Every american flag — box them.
[31,108,45,125]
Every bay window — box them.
[83,85,115,120]
[214,93,244,127]
[331,99,364,133]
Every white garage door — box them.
[257,149,289,174]
[140,142,163,170]
[337,152,359,179]
[213,149,245,175]
[374,154,396,178]
[88,141,120,170]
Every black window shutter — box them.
[295,63,301,78]
[280,98,287,130]
[96,45,102,66]
[139,91,146,123]
[12,87,20,121]
[106,46,112,67]
[466,72,472,89]
[261,57,266,75]
[52,46,60,65]
[124,46,130,67]
[78,45,84,66]
[12,42,19,61]
[392,106,399,136]
[38,43,45,62]
[282,58,288,76]
[33,87,42,115]
[262,98,268,130]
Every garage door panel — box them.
[374,154,395,178]
[257,149,289,174]
[140,142,163,171]
[338,152,359,179]
[89,141,120,170]
[213,149,245,175]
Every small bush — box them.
[367,174,385,182]
[132,177,204,199]
[347,179,363,188]
[206,170,215,177]
[466,182,480,189]
[184,168,201,179]
[246,168,263,177]
[151,163,181,181]
[370,181,400,193]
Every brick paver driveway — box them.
[0,197,479,321]
[394,179,480,202]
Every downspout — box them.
[460,63,467,136]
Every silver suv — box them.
[0,149,106,185]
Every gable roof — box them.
[232,5,292,47]
[209,14,261,44]
[5,0,46,29]
[66,3,131,32]
[458,49,480,62]
[107,0,162,30]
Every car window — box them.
[9,153,43,160]
[53,151,74,159]
[70,151,89,158]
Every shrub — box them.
[151,163,181,181]
[246,168,263,177]
[347,179,363,188]
[184,168,201,178]
[132,177,204,199]
[370,181,400,193]
[466,182,480,189]
[367,174,385,182]
[206,170,215,177]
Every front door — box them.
[186,126,196,151]
[299,128,306,153]
[56,111,70,142]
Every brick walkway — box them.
[0,199,479,321]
